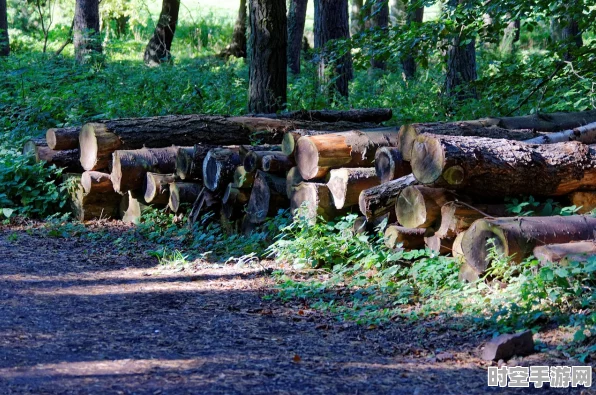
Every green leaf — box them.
[2,208,14,218]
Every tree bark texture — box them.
[247,170,288,223]
[220,0,247,59]
[327,167,379,209]
[384,225,426,250]
[168,182,202,213]
[144,0,181,65]
[248,0,287,113]
[401,3,423,79]
[144,172,176,205]
[358,173,417,219]
[374,147,411,183]
[445,0,477,100]
[46,127,81,150]
[366,0,389,69]
[65,173,121,221]
[74,0,102,63]
[0,0,9,56]
[23,139,83,173]
[287,0,308,74]
[533,241,596,266]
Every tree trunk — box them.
[411,136,596,197]
[202,147,242,192]
[435,202,506,239]
[290,182,341,224]
[569,191,596,214]
[533,241,596,266]
[23,139,83,173]
[220,0,247,59]
[233,166,256,189]
[65,173,121,221]
[110,146,181,194]
[46,127,81,150]
[74,0,102,63]
[350,0,364,36]
[366,0,389,70]
[144,172,176,205]
[499,16,520,55]
[374,147,411,183]
[523,121,596,145]
[461,216,596,276]
[358,173,417,219]
[295,129,400,180]
[262,153,294,174]
[327,167,379,209]
[175,145,213,181]
[248,0,287,113]
[395,186,456,229]
[398,122,541,161]
[384,225,426,250]
[144,0,180,65]
[287,0,308,74]
[247,170,288,223]
[0,0,9,56]
[168,182,202,213]
[401,3,423,79]
[445,0,477,100]
[244,150,285,172]
[315,0,353,98]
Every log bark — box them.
[65,173,121,221]
[267,108,392,123]
[247,170,288,223]
[244,150,284,172]
[144,173,176,205]
[436,202,506,239]
[46,126,81,150]
[168,182,203,213]
[79,115,366,171]
[287,0,308,74]
[358,173,417,220]
[283,129,337,157]
[202,147,242,192]
[239,144,281,161]
[445,0,477,100]
[398,122,542,161]
[533,241,596,266]
[23,139,83,172]
[120,191,148,224]
[222,183,250,220]
[110,146,181,194]
[175,145,214,181]
[374,147,411,183]
[461,216,596,276]
[384,225,426,250]
[523,122,596,145]
[290,182,341,224]
[295,129,400,180]
[327,167,379,209]
[233,166,255,189]
[569,191,596,214]
[411,136,596,197]
[395,186,456,229]
[262,154,294,174]
[81,171,114,194]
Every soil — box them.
[0,225,588,394]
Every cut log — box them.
[81,171,114,194]
[290,182,341,224]
[120,191,148,224]
[202,147,242,192]
[533,241,596,265]
[232,166,255,189]
[168,182,203,213]
[258,108,393,123]
[175,145,213,181]
[23,139,83,172]
[239,144,281,161]
[436,202,507,239]
[398,122,541,161]
[384,225,426,250]
[262,154,295,174]
[410,135,596,197]
[79,115,374,171]
[223,183,250,205]
[477,109,596,133]
[353,212,394,234]
[247,170,288,223]
[111,146,181,194]
[144,173,176,205]
[524,122,596,145]
[327,167,380,209]
[424,234,454,255]
[64,173,121,221]
[244,150,284,172]
[358,174,417,220]
[295,129,400,180]
[374,147,411,183]
[286,166,320,198]
[395,186,456,229]
[453,232,465,260]
[569,191,596,214]
[461,216,596,276]
[282,130,333,156]
[46,126,81,150]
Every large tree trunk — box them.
[445,0,477,100]
[401,3,423,79]
[143,0,181,65]
[411,135,596,197]
[0,0,8,56]
[295,129,400,180]
[266,108,393,123]
[315,0,353,98]
[327,167,379,209]
[79,115,367,171]
[358,173,417,219]
[461,216,596,276]
[287,0,308,74]
[46,127,81,150]
[220,0,247,59]
[74,0,102,64]
[366,0,389,70]
[248,0,287,113]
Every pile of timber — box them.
[20,109,392,225]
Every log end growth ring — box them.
[46,129,58,150]
[461,219,508,275]
[247,176,271,223]
[203,153,222,191]
[411,136,445,185]
[79,124,101,171]
[295,137,321,180]
[144,173,157,202]
[110,151,124,194]
[396,186,431,228]
[282,133,296,156]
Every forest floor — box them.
[0,226,587,395]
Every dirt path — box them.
[0,229,582,394]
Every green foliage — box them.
[505,196,580,216]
